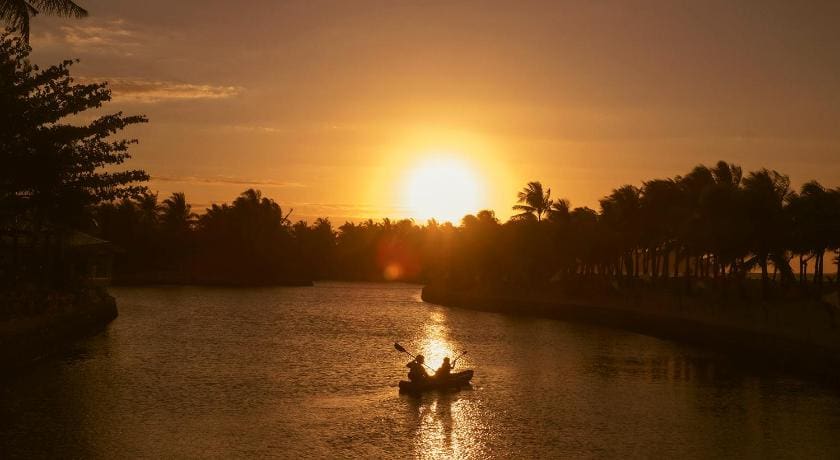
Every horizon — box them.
[24,0,840,223]
[5,1,840,457]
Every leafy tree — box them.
[456,210,502,284]
[293,217,336,279]
[0,31,148,230]
[567,207,602,276]
[80,159,840,297]
[195,189,300,284]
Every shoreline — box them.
[112,272,314,287]
[422,283,840,381]
[0,289,118,373]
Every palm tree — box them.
[161,192,195,233]
[547,198,571,224]
[1,0,88,42]
[567,206,600,276]
[513,181,553,221]
[741,169,792,297]
[675,165,715,279]
[135,191,159,226]
[600,185,642,277]
[195,189,297,284]
[701,161,748,281]
[787,181,835,290]
[711,160,742,189]
[640,179,680,279]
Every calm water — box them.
[2,283,840,458]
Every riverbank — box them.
[0,288,118,372]
[422,283,840,380]
[113,271,313,287]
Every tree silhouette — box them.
[639,178,680,279]
[740,169,792,298]
[547,199,571,224]
[0,31,146,287]
[161,192,195,234]
[293,217,336,279]
[1,1,87,42]
[192,189,302,284]
[788,181,835,291]
[567,207,601,276]
[0,31,147,230]
[136,192,159,226]
[599,185,641,278]
[84,160,840,295]
[513,181,553,221]
[833,188,840,281]
[698,161,748,285]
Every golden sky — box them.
[30,0,840,223]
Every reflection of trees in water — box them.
[0,350,100,457]
[583,347,731,385]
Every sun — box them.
[403,156,483,223]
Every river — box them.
[2,282,840,458]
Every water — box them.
[2,282,840,458]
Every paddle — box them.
[393,342,435,371]
[452,351,468,367]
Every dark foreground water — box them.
[2,283,840,458]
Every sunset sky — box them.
[29,0,840,223]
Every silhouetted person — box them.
[406,355,429,382]
[435,357,453,379]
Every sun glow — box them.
[403,156,483,223]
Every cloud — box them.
[221,123,366,135]
[32,19,143,56]
[28,19,241,103]
[224,125,289,134]
[150,175,305,188]
[62,20,136,50]
[101,78,242,103]
[291,203,411,219]
[70,76,242,103]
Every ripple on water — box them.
[2,282,840,458]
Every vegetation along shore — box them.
[2,27,840,375]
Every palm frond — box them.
[512,204,535,212]
[0,0,35,40]
[28,0,87,18]
[1,0,87,41]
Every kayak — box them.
[398,370,474,393]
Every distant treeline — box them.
[90,188,437,285]
[93,161,840,298]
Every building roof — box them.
[64,231,112,248]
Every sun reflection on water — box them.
[419,310,457,370]
[401,308,487,459]
[403,388,489,459]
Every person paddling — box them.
[406,355,429,382]
[434,357,452,379]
